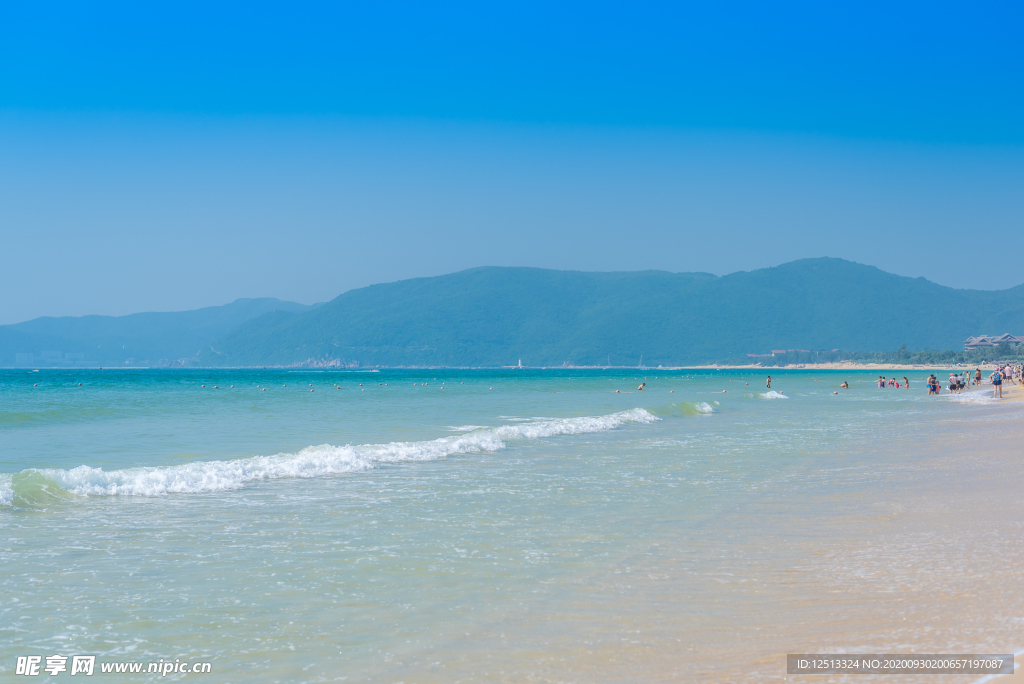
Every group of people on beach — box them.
[922,365,1023,397]
[930,371,975,395]
[876,376,909,389]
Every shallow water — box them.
[1,368,1020,681]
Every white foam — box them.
[0,473,12,507]
[695,402,715,413]
[6,409,658,501]
[761,391,788,399]
[494,408,656,440]
[945,389,1003,405]
[446,425,489,432]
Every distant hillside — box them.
[1,298,315,367]
[207,259,1024,367]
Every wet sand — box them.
[952,380,1022,403]
[386,397,1024,683]
[989,380,1023,402]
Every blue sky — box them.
[1,1,1022,323]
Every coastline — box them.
[3,362,1016,372]
[5,367,1024,682]
[397,392,1024,683]
[944,379,1023,404]
[686,362,1010,371]
[976,379,1022,402]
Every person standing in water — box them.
[766,376,771,389]
[903,377,909,389]
[991,367,1003,398]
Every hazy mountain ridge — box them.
[1,298,315,367]
[210,259,1024,367]
[5,260,1022,368]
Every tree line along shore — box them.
[730,343,1023,369]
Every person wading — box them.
[991,367,1003,398]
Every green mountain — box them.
[208,258,1024,367]
[1,298,315,367]
[7,259,1021,368]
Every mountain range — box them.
[4,258,1023,367]
[0,298,315,367]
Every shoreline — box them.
[2,363,1013,371]
[6,367,1024,682]
[368,387,1024,683]
[962,378,1023,403]
[683,362,1012,371]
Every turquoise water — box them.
[0,368,1013,681]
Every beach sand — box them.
[387,395,1024,683]
[677,363,1011,372]
[709,363,1012,371]
[990,379,1023,402]
[952,379,1024,403]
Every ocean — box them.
[2,368,1021,682]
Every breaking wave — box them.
[651,401,717,417]
[0,474,12,507]
[0,408,657,506]
[761,391,789,399]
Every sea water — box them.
[2,369,1021,681]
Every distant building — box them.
[964,334,1023,351]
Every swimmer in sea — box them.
[840,381,849,389]
[638,382,646,391]
[766,376,771,389]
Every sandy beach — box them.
[989,379,1023,402]
[5,368,1023,683]
[948,378,1023,403]
[378,391,1024,684]
[688,363,1013,372]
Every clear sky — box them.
[1,1,1022,324]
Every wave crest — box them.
[0,409,657,505]
[0,474,12,507]
[650,401,717,417]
